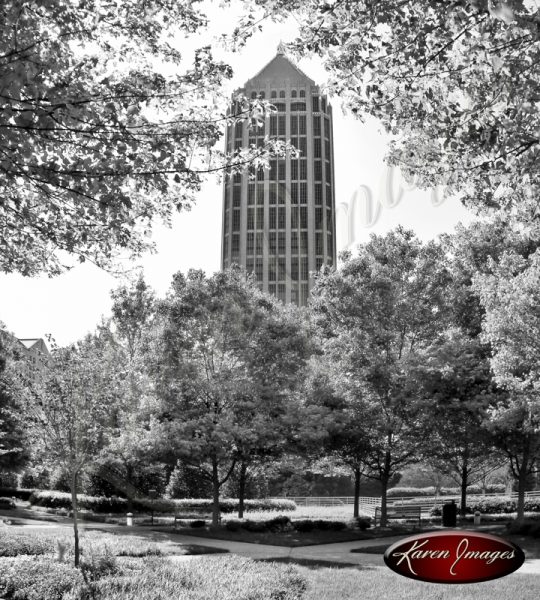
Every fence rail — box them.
[274,490,540,512]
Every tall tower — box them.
[221,48,336,306]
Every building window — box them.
[300,231,308,252]
[315,184,323,206]
[299,159,307,180]
[300,257,309,280]
[247,207,255,230]
[270,115,277,136]
[233,186,241,207]
[314,138,321,158]
[269,160,277,179]
[279,90,285,98]
[291,90,297,98]
[312,95,320,112]
[299,115,306,135]
[278,207,286,229]
[291,257,299,280]
[291,231,299,254]
[257,206,264,229]
[316,232,323,254]
[274,102,286,112]
[321,96,327,112]
[269,182,277,204]
[291,283,299,304]
[232,234,240,253]
[257,167,265,181]
[314,160,322,181]
[251,91,257,99]
[256,257,263,281]
[269,259,276,281]
[324,116,330,139]
[246,257,254,273]
[299,89,305,98]
[278,232,286,254]
[260,91,265,99]
[278,160,286,181]
[247,232,254,253]
[278,284,286,301]
[298,137,307,155]
[300,283,309,305]
[300,183,307,204]
[278,259,286,280]
[313,116,321,136]
[235,121,243,138]
[271,90,277,98]
[257,183,264,202]
[326,161,332,183]
[223,235,229,257]
[291,206,298,229]
[291,183,298,205]
[269,207,276,229]
[256,232,263,254]
[232,209,240,232]
[326,185,332,206]
[315,207,323,230]
[300,206,308,229]
[326,208,332,230]
[248,183,255,205]
[291,160,298,181]
[291,102,306,112]
[278,183,287,204]
[269,232,277,253]
[290,115,298,135]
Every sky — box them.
[0,4,474,347]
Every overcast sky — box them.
[0,4,474,346]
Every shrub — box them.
[0,532,55,557]
[242,519,268,532]
[266,515,292,532]
[388,484,507,497]
[189,520,206,528]
[0,487,34,501]
[0,496,16,509]
[293,519,315,532]
[29,490,129,513]
[225,520,242,531]
[0,556,83,600]
[430,496,540,516]
[356,517,371,531]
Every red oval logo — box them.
[384,531,525,584]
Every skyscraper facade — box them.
[221,49,336,306]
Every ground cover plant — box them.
[0,549,305,600]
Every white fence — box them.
[274,491,540,516]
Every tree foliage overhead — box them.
[0,0,289,275]
[236,0,540,218]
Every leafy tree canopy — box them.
[235,0,540,218]
[1,0,289,275]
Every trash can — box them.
[126,512,133,527]
[442,500,457,527]
[474,511,481,525]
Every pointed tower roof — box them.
[243,50,315,88]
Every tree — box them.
[0,1,292,275]
[411,329,504,516]
[152,267,312,525]
[0,329,30,477]
[311,227,450,525]
[475,250,540,522]
[235,1,540,219]
[25,335,119,566]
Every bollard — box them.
[126,512,133,527]
[474,511,481,526]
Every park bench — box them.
[374,505,421,527]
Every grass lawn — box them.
[299,566,539,600]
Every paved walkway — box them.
[3,514,540,574]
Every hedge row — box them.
[225,515,348,533]
[0,487,35,501]
[28,491,297,514]
[430,496,540,516]
[387,484,507,497]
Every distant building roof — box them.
[243,51,316,88]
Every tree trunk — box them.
[70,471,80,568]
[211,459,220,527]
[353,466,361,519]
[380,473,389,527]
[238,461,247,519]
[460,457,468,518]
